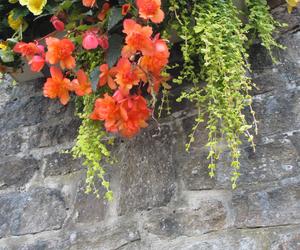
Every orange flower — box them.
[82,0,96,8]
[43,66,72,105]
[140,35,169,75]
[136,0,164,23]
[90,94,120,133]
[45,37,76,69]
[13,42,41,60]
[98,3,110,21]
[70,69,92,96]
[28,55,45,72]
[122,3,131,15]
[122,19,154,58]
[90,91,150,137]
[115,58,141,94]
[99,64,117,90]
[117,94,150,137]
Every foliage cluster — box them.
[0,0,296,197]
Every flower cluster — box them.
[90,0,169,137]
[13,0,169,138]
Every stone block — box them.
[71,175,108,223]
[0,188,67,238]
[0,157,39,189]
[118,125,176,215]
[29,118,81,148]
[144,191,231,238]
[43,151,82,177]
[233,185,300,228]
[0,130,23,156]
[216,135,300,187]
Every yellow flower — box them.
[8,11,28,31]
[19,0,28,5]
[0,43,8,51]
[26,0,47,15]
[287,0,300,13]
[8,11,23,30]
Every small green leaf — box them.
[107,34,123,68]
[76,24,90,31]
[12,8,29,19]
[108,7,123,31]
[90,67,100,92]
[60,0,73,10]
[0,50,14,63]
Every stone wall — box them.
[0,5,300,250]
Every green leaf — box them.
[12,8,29,20]
[107,7,123,31]
[60,0,73,10]
[107,34,123,68]
[90,67,100,92]
[0,50,14,63]
[76,24,90,31]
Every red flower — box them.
[122,4,131,15]
[115,58,141,94]
[90,91,151,137]
[50,16,65,31]
[82,30,99,50]
[98,3,110,21]
[70,70,92,96]
[136,0,164,23]
[99,64,117,89]
[139,35,170,92]
[116,93,150,138]
[13,42,41,60]
[82,0,96,8]
[122,19,154,58]
[90,94,120,133]
[43,66,72,105]
[28,55,45,72]
[140,35,169,73]
[45,37,76,69]
[98,35,109,50]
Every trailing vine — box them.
[245,0,285,60]
[0,0,294,196]
[169,0,283,188]
[71,94,113,200]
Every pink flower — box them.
[50,16,65,31]
[82,30,99,50]
[29,55,45,72]
[98,35,109,50]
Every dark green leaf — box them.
[107,7,123,31]
[107,34,123,68]
[90,67,100,92]
[12,8,29,20]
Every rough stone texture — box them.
[0,4,300,249]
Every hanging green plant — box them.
[0,0,294,198]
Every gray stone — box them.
[216,135,300,187]
[0,130,23,156]
[43,151,82,177]
[118,125,176,215]
[71,176,108,223]
[144,191,231,238]
[0,188,67,238]
[29,118,81,148]
[233,185,300,227]
[0,157,39,189]
[253,89,300,137]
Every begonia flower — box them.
[43,66,72,105]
